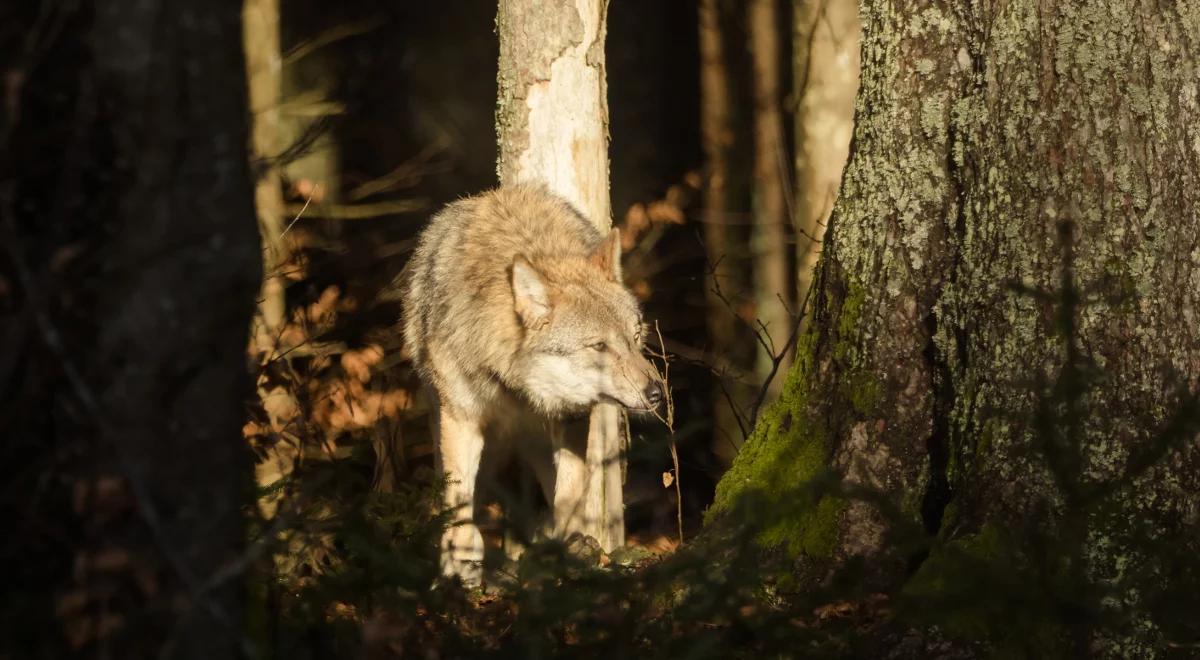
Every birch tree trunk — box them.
[495,0,623,552]
[748,0,793,397]
[714,0,1200,650]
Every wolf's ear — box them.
[589,228,622,282]
[511,255,551,328]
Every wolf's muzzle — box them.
[643,380,665,409]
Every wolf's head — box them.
[507,229,665,416]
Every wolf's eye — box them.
[588,341,608,352]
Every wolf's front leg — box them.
[438,409,485,585]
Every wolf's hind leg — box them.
[438,409,485,585]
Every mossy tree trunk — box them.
[495,0,623,552]
[714,0,1199,647]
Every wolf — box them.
[400,184,664,584]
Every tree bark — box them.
[748,0,793,398]
[495,0,623,551]
[714,0,1200,649]
[1,1,260,656]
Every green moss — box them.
[834,279,867,363]
[767,494,844,559]
[902,527,1008,638]
[902,525,1069,655]
[938,501,961,532]
[830,280,885,416]
[707,382,845,559]
[842,370,884,416]
[707,339,844,559]
[707,278,877,559]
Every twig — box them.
[257,115,333,174]
[282,18,385,66]
[747,277,816,430]
[347,141,450,201]
[280,183,318,236]
[650,322,683,546]
[702,251,815,436]
[284,198,428,220]
[712,375,751,441]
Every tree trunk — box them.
[699,0,750,464]
[747,0,793,398]
[1,1,260,657]
[714,0,1200,650]
[245,0,287,342]
[278,13,341,216]
[792,0,859,315]
[495,0,623,551]
[244,0,301,525]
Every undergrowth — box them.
[245,223,1200,659]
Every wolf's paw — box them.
[440,523,485,586]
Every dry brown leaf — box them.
[621,203,650,250]
[646,199,685,225]
[305,286,341,324]
[50,244,85,272]
[242,420,268,440]
[326,601,358,622]
[661,471,674,488]
[55,589,89,616]
[814,600,856,621]
[90,548,131,572]
[341,344,384,382]
[291,178,326,203]
[260,386,300,432]
[628,534,679,555]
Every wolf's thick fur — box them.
[401,185,662,583]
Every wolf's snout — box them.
[643,380,665,408]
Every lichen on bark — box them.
[710,1,1200,647]
[495,0,584,179]
[495,0,610,224]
